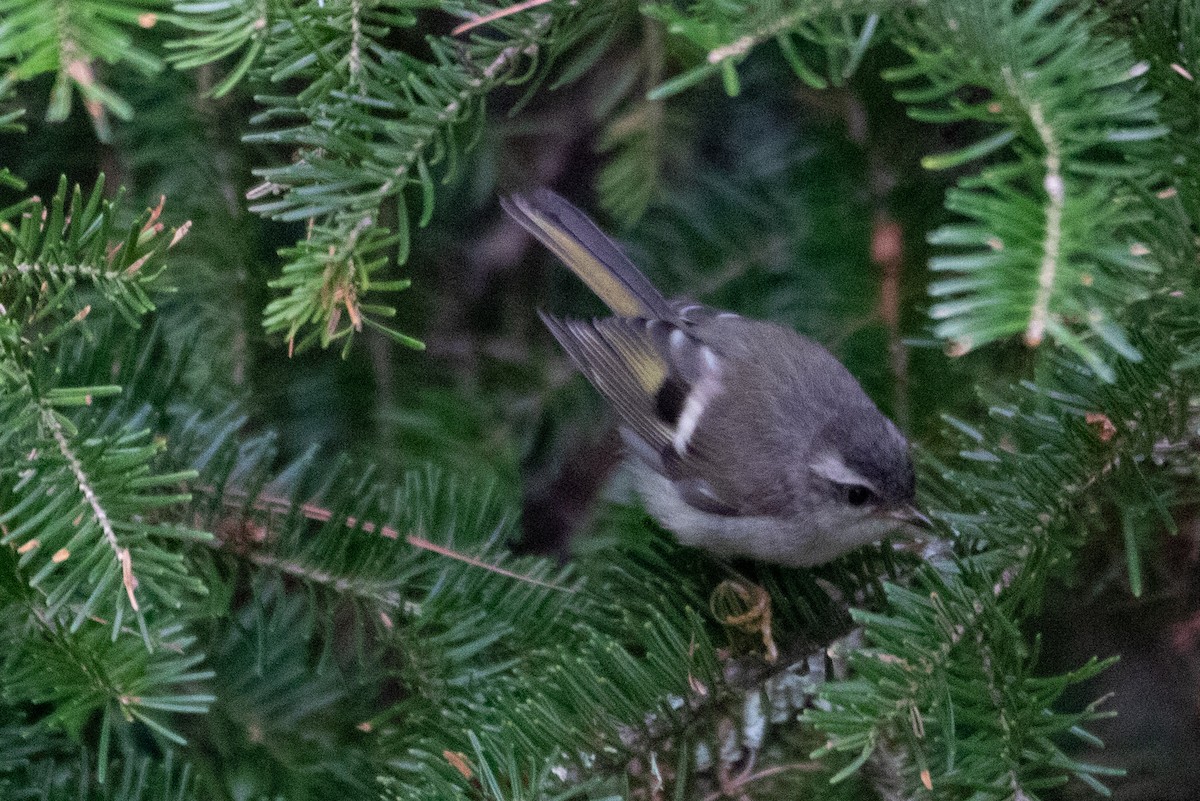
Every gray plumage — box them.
[506,189,924,566]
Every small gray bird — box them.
[503,190,928,567]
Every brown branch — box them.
[451,0,553,36]
[206,486,575,592]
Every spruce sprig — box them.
[890,0,1163,378]
[1,179,206,636]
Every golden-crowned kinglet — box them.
[503,190,930,567]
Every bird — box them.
[503,189,929,567]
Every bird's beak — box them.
[877,503,933,531]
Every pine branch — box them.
[1,392,210,633]
[2,746,199,801]
[165,403,880,799]
[168,0,621,354]
[190,582,378,797]
[890,0,1163,379]
[1,179,205,635]
[644,0,908,99]
[375,496,910,799]
[808,572,1121,798]
[171,408,577,665]
[0,0,164,139]
[1,600,214,781]
[260,217,420,356]
[164,0,271,98]
[0,177,190,329]
[1101,2,1200,261]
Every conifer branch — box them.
[42,404,139,612]
[645,0,912,98]
[348,0,364,94]
[0,0,163,137]
[1003,66,1066,348]
[452,0,554,36]
[209,485,575,592]
[224,0,617,352]
[703,1,895,66]
[893,0,1162,377]
[1,182,204,634]
[403,533,575,592]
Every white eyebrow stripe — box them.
[809,452,878,491]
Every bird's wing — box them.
[539,312,743,515]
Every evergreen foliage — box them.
[891,1,1163,380]
[169,0,620,353]
[0,0,162,137]
[2,0,1199,799]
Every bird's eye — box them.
[846,485,874,506]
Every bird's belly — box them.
[631,463,853,566]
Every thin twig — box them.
[706,1,887,65]
[451,0,553,36]
[406,533,572,591]
[209,487,575,592]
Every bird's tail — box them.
[501,189,672,320]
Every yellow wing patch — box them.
[605,324,667,394]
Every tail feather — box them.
[502,190,673,320]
